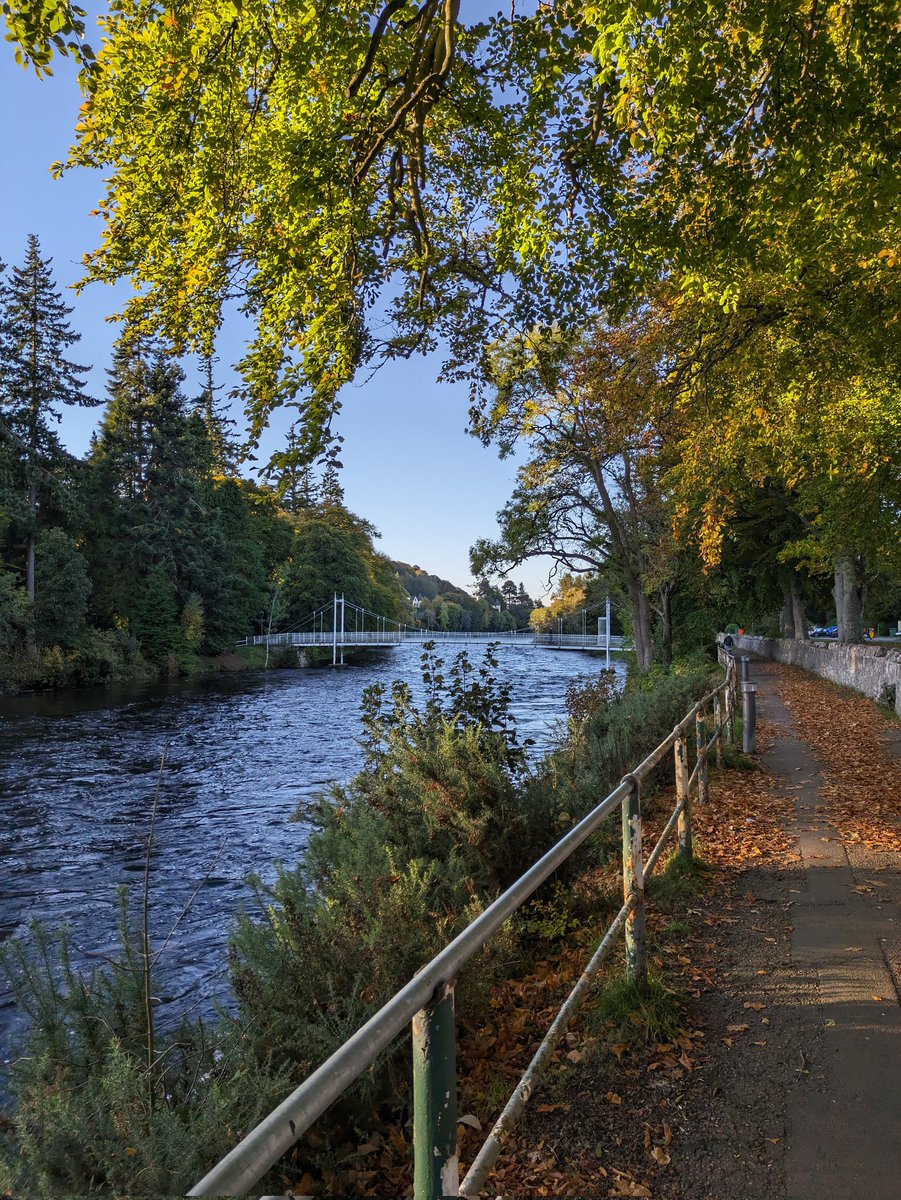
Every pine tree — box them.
[194,353,238,475]
[33,528,91,649]
[263,427,316,512]
[0,234,95,610]
[86,334,272,654]
[86,337,198,644]
[0,257,29,592]
[94,335,156,505]
[319,460,345,509]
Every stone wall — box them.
[730,635,901,716]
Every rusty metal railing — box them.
[189,655,740,1199]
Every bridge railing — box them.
[239,629,535,647]
[240,630,407,646]
[239,630,629,648]
[533,632,629,649]
[189,656,739,1200]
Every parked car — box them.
[809,626,838,638]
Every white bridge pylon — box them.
[241,594,628,666]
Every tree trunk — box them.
[780,574,795,639]
[25,481,37,658]
[626,580,655,673]
[789,573,807,640]
[833,560,845,635]
[779,570,807,639]
[834,554,864,643]
[658,583,673,665]
[26,533,35,600]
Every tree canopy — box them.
[5,1,893,450]
[6,2,901,649]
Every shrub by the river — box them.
[229,645,563,1103]
[557,659,713,812]
[0,646,718,1194]
[0,627,155,693]
[0,898,293,1196]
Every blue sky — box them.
[0,34,559,601]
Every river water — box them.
[0,643,623,1070]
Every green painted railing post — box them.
[675,733,693,862]
[695,707,710,806]
[621,775,647,988]
[413,980,459,1200]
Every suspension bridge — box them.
[240,594,629,665]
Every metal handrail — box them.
[190,657,738,1198]
[533,632,629,647]
[189,780,632,1195]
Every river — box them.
[0,643,624,1072]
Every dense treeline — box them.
[0,236,548,693]
[470,305,901,668]
[0,237,415,692]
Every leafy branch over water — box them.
[359,640,533,775]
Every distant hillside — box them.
[391,560,539,633]
[391,560,473,602]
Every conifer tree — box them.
[86,333,271,653]
[0,234,95,607]
[263,427,317,513]
[319,460,345,509]
[86,337,198,640]
[194,353,238,475]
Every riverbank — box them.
[0,639,331,696]
[1,635,542,696]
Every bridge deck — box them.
[240,631,629,651]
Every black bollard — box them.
[742,682,757,754]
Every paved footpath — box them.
[753,661,901,1200]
